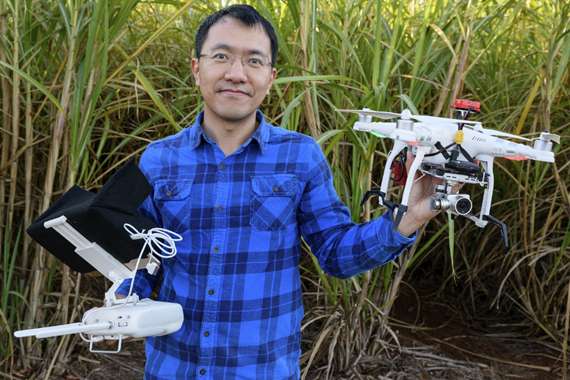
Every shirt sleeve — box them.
[116,150,163,298]
[297,141,416,279]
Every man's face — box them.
[191,17,276,124]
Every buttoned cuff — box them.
[380,211,417,246]
[115,270,154,299]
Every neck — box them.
[202,108,258,156]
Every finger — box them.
[432,176,444,185]
[451,181,464,193]
[405,151,414,172]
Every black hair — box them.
[194,4,278,66]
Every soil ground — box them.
[390,283,566,379]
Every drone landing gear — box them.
[483,214,510,250]
[361,187,510,250]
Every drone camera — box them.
[432,194,472,215]
[453,196,473,215]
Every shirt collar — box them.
[187,110,270,154]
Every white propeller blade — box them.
[338,108,402,120]
[412,114,480,125]
[353,122,397,134]
[480,128,530,141]
[537,132,560,144]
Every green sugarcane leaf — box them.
[448,212,456,278]
[0,61,62,111]
[134,68,180,131]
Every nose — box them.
[224,58,247,82]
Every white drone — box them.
[15,216,184,353]
[342,100,559,248]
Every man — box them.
[118,4,439,379]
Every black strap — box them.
[361,189,397,211]
[393,205,408,230]
[434,142,451,159]
[458,145,475,163]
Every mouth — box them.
[218,88,251,97]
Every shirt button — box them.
[213,246,219,253]
[215,204,223,211]
[199,369,206,375]
[203,331,210,337]
[273,185,281,193]
[219,163,226,170]
[208,289,215,295]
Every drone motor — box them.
[533,132,560,153]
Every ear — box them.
[191,57,200,86]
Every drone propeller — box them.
[536,132,560,144]
[343,108,536,143]
[352,122,398,138]
[478,128,531,141]
[412,114,480,126]
[337,108,403,120]
[340,108,483,126]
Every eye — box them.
[212,52,229,62]
[247,57,264,67]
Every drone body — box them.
[345,100,559,248]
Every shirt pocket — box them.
[153,179,194,233]
[250,174,301,231]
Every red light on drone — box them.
[453,99,481,113]
[504,155,528,161]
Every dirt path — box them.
[391,285,566,379]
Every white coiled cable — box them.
[122,224,183,299]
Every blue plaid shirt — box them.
[118,110,415,379]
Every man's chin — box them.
[215,109,257,123]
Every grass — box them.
[0,0,568,377]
